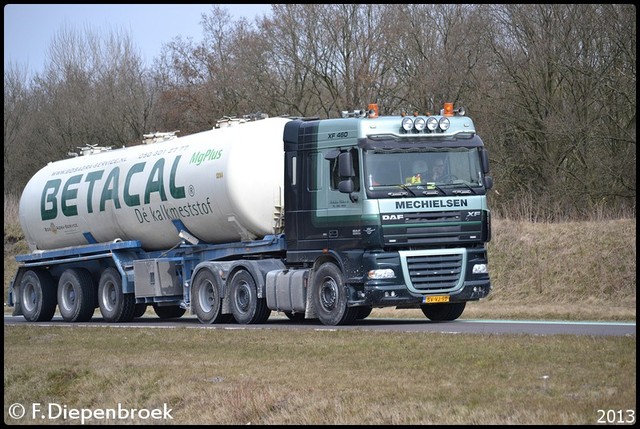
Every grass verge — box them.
[4,325,636,425]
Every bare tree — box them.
[486,4,635,218]
[153,5,258,132]
[213,4,398,118]
[259,4,398,117]
[3,63,33,193]
[30,24,155,154]
[250,4,320,117]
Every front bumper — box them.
[349,247,491,307]
[354,279,490,307]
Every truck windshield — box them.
[364,148,484,196]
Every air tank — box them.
[19,117,291,251]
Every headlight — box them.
[414,117,426,131]
[368,269,396,279]
[426,116,438,131]
[472,264,487,274]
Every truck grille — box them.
[399,249,466,294]
[381,210,484,247]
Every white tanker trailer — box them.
[9,103,494,327]
[19,117,290,252]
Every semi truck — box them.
[8,102,493,326]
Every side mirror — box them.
[338,179,354,193]
[338,179,359,202]
[338,152,355,177]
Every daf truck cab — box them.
[281,103,493,325]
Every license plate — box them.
[424,295,450,303]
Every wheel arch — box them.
[310,253,344,276]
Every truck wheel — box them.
[355,306,373,320]
[420,302,466,321]
[19,270,57,322]
[229,270,271,324]
[98,267,135,323]
[311,262,357,326]
[133,304,147,318]
[57,268,96,322]
[152,304,186,319]
[192,268,228,324]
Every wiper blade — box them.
[396,183,418,196]
[421,183,446,195]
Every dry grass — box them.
[489,218,636,301]
[3,326,636,425]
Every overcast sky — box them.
[4,4,273,76]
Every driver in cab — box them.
[405,160,428,184]
[428,158,445,181]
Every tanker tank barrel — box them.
[19,117,291,251]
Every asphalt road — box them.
[4,314,636,336]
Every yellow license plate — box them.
[424,295,450,303]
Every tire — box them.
[355,306,373,320]
[57,268,96,322]
[420,302,466,321]
[19,270,57,322]
[229,270,271,324]
[98,267,135,323]
[310,262,357,326]
[152,304,186,319]
[284,311,305,322]
[133,304,148,318]
[191,268,229,324]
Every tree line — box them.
[4,4,636,221]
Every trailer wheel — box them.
[152,304,186,319]
[420,302,466,321]
[57,268,96,322]
[229,270,271,324]
[98,267,135,323]
[311,262,357,326]
[19,270,57,322]
[191,268,228,324]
